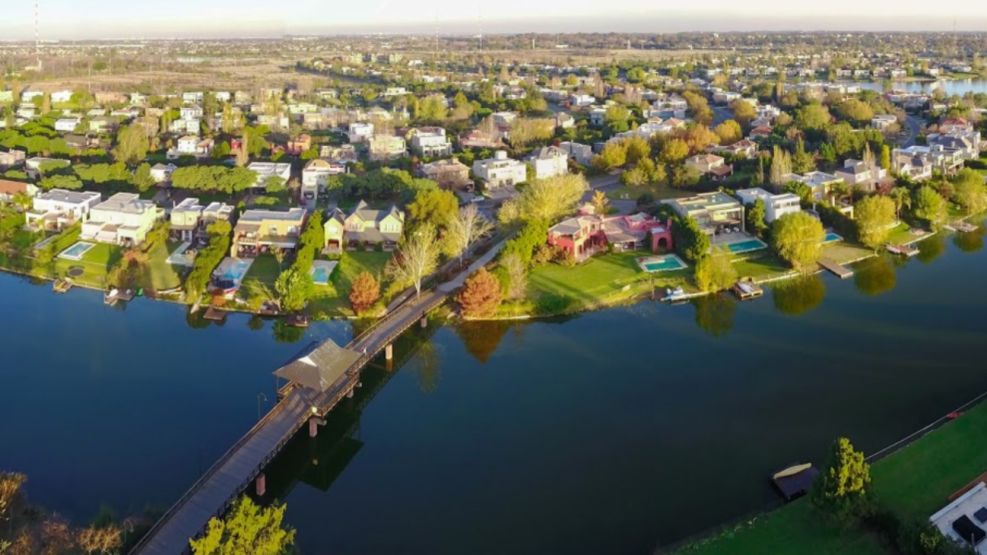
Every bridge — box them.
[131,239,505,555]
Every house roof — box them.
[0,179,33,195]
[349,200,404,225]
[274,339,362,393]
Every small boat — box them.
[661,287,689,304]
[947,411,964,420]
[772,463,820,502]
[732,278,764,301]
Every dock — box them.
[732,278,763,301]
[52,279,73,294]
[886,244,919,258]
[202,307,227,322]
[818,258,854,279]
[104,288,135,306]
[129,237,507,555]
[947,221,979,233]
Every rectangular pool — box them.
[213,257,253,288]
[58,241,96,261]
[725,238,768,254]
[637,255,687,273]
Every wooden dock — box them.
[732,278,763,301]
[886,244,919,258]
[818,258,854,279]
[129,237,507,555]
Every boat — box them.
[732,277,764,301]
[661,287,689,304]
[886,244,919,257]
[947,411,964,420]
[771,463,820,502]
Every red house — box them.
[548,213,674,262]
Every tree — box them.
[445,203,494,265]
[189,496,295,555]
[879,144,891,171]
[811,437,872,523]
[659,138,690,165]
[912,186,947,229]
[603,104,631,134]
[388,224,440,298]
[714,119,742,145]
[39,174,83,190]
[888,187,911,220]
[731,99,756,127]
[593,140,628,171]
[952,168,987,215]
[77,524,123,555]
[771,212,825,271]
[112,124,149,165]
[132,162,155,192]
[623,136,651,164]
[348,271,380,315]
[407,188,459,231]
[184,221,232,302]
[275,267,313,312]
[836,99,875,126]
[854,195,897,249]
[746,199,768,237]
[769,145,792,187]
[498,174,587,225]
[591,190,609,216]
[501,252,527,300]
[791,138,815,173]
[509,118,554,149]
[796,102,832,132]
[672,215,711,263]
[457,268,503,318]
[694,249,738,293]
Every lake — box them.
[1,220,986,554]
[857,79,987,96]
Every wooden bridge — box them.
[130,240,505,555]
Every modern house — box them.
[81,193,159,246]
[343,201,405,249]
[782,171,845,202]
[247,162,292,190]
[472,151,527,189]
[171,135,213,159]
[663,192,745,235]
[527,146,569,180]
[713,139,758,159]
[232,208,308,258]
[892,146,963,180]
[408,127,452,158]
[735,188,802,222]
[929,481,987,554]
[419,158,471,190]
[835,159,888,191]
[871,114,898,131]
[367,134,407,161]
[54,118,81,133]
[169,198,233,242]
[0,179,38,202]
[150,163,177,184]
[347,122,374,143]
[26,189,102,231]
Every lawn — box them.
[503,250,691,317]
[53,242,120,289]
[732,252,793,281]
[308,251,393,319]
[243,253,284,286]
[143,241,183,292]
[677,400,987,555]
[606,181,695,202]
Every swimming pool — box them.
[725,238,768,254]
[822,231,843,244]
[214,258,253,285]
[58,241,96,261]
[310,260,339,285]
[637,255,687,273]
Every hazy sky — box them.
[1,0,985,39]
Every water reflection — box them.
[273,320,305,343]
[454,320,513,363]
[771,274,827,316]
[916,233,946,264]
[692,294,736,337]
[854,256,897,296]
[415,340,441,394]
[953,226,985,253]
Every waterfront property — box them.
[717,234,769,254]
[342,201,404,250]
[663,192,745,236]
[26,189,102,231]
[547,212,671,262]
[734,188,802,223]
[81,193,159,247]
[232,208,308,258]
[170,198,234,242]
[310,260,339,286]
[211,257,254,295]
[57,241,96,261]
[782,171,845,202]
[929,482,987,553]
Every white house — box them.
[835,159,888,191]
[735,188,802,222]
[570,94,596,107]
[472,151,527,189]
[54,118,81,133]
[783,171,846,202]
[527,146,569,180]
[559,141,594,166]
[51,90,73,104]
[302,159,345,191]
[171,135,212,159]
[150,163,177,184]
[347,122,374,143]
[929,481,987,554]
[26,189,102,231]
[81,193,159,246]
[247,162,292,189]
[408,127,452,158]
[871,114,898,131]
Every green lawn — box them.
[243,253,284,286]
[308,251,393,319]
[53,242,121,289]
[607,182,696,203]
[502,250,691,317]
[732,252,793,281]
[144,241,183,291]
[678,401,987,555]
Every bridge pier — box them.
[385,343,393,361]
[420,315,427,328]
[255,473,266,497]
[308,417,319,438]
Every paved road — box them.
[900,115,926,148]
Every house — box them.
[232,208,308,257]
[472,151,527,189]
[170,198,234,241]
[419,158,471,190]
[783,171,846,201]
[51,90,73,104]
[408,127,452,158]
[81,193,159,247]
[26,189,102,231]
[589,107,608,127]
[247,162,292,189]
[322,207,346,253]
[302,158,345,192]
[180,105,204,121]
[735,188,802,222]
[547,212,669,262]
[54,118,81,133]
[169,118,200,134]
[835,159,888,191]
[685,154,733,180]
[150,163,177,184]
[926,131,982,161]
[570,94,596,107]
[929,481,987,554]
[892,145,963,180]
[527,146,569,180]
[558,141,594,166]
[663,192,745,236]
[713,139,758,159]
[347,122,374,143]
[871,114,898,131]
[555,112,576,130]
[0,179,38,202]
[286,134,312,156]
[0,150,26,168]
[367,134,407,161]
[459,129,502,149]
[320,144,359,165]
[172,135,212,158]
[749,125,773,139]
[343,201,405,249]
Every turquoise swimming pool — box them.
[638,255,687,273]
[58,241,95,261]
[725,238,768,254]
[310,261,339,285]
[822,231,843,244]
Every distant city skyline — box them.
[0,0,985,40]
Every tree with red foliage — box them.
[456,268,502,319]
[348,271,380,315]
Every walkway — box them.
[131,238,506,555]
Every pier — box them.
[130,239,505,555]
[818,257,854,279]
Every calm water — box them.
[1,221,986,554]
[857,79,987,96]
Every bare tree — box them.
[502,253,528,300]
[446,204,494,267]
[388,224,440,298]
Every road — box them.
[900,114,926,147]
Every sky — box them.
[1,0,986,39]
